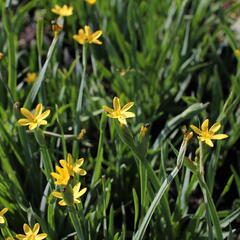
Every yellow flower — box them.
[0,208,8,224]
[18,104,50,130]
[190,119,228,147]
[16,223,47,240]
[59,153,87,177]
[52,182,87,206]
[5,238,14,240]
[51,165,70,185]
[24,72,37,84]
[51,5,73,17]
[73,25,103,45]
[103,97,135,125]
[86,0,96,4]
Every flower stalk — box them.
[73,44,87,156]
[68,205,85,240]
[34,128,54,185]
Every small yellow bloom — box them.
[24,72,37,84]
[52,182,87,206]
[51,165,70,185]
[86,0,96,4]
[5,238,14,240]
[51,5,73,17]
[235,49,240,56]
[0,208,8,224]
[18,104,50,130]
[16,223,47,240]
[190,119,228,147]
[103,97,135,125]
[59,153,87,177]
[73,25,103,45]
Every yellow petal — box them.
[75,158,84,167]
[33,223,40,234]
[0,216,4,224]
[75,187,87,198]
[51,172,59,179]
[121,102,134,112]
[211,134,228,140]
[113,97,121,111]
[18,119,31,126]
[73,35,85,45]
[209,122,221,133]
[67,153,72,165]
[73,182,81,193]
[84,25,91,37]
[38,109,50,121]
[20,108,34,121]
[39,120,48,125]
[107,113,119,118]
[15,234,26,239]
[29,123,38,130]
[201,119,209,132]
[190,125,202,135]
[59,160,67,168]
[36,233,48,240]
[52,192,63,199]
[0,208,8,216]
[102,106,114,113]
[205,139,213,147]
[23,223,31,235]
[78,29,85,35]
[59,200,67,206]
[118,117,127,125]
[74,199,81,204]
[91,30,102,39]
[74,169,87,176]
[34,104,43,118]
[92,39,103,45]
[122,112,135,118]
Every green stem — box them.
[199,141,204,176]
[2,6,17,101]
[34,128,54,186]
[196,173,223,240]
[73,44,87,156]
[133,140,189,240]
[68,205,85,240]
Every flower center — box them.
[201,131,213,139]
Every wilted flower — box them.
[73,25,102,45]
